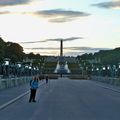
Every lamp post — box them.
[96,68,99,76]
[25,65,29,76]
[0,64,2,75]
[17,63,21,77]
[112,65,116,77]
[3,58,10,78]
[102,66,106,76]
[29,66,32,76]
[118,64,120,77]
[36,67,39,75]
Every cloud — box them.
[20,40,50,44]
[45,37,83,42]
[66,47,111,56]
[19,37,83,44]
[34,9,90,23]
[24,46,111,56]
[0,0,30,6]
[64,52,85,56]
[92,1,120,9]
[64,47,111,52]
[0,11,10,14]
[25,47,58,50]
[25,46,110,51]
[64,47,111,56]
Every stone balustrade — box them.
[0,77,31,90]
[91,76,120,86]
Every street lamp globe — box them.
[4,58,10,66]
[3,58,10,78]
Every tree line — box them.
[1,37,120,66]
[77,48,120,66]
[0,37,41,64]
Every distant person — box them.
[39,75,42,81]
[45,75,49,84]
[29,76,39,102]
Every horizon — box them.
[0,0,120,56]
[1,37,113,57]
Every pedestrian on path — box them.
[45,75,49,84]
[29,76,39,102]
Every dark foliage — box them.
[77,48,120,65]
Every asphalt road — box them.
[0,78,120,120]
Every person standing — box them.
[29,76,39,102]
[45,75,49,84]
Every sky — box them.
[0,0,120,56]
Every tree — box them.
[4,42,24,63]
[94,48,120,65]
[78,47,120,66]
[26,52,41,59]
[0,37,5,62]
[27,52,35,59]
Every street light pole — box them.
[17,63,22,77]
[3,58,10,78]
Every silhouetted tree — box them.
[4,42,24,63]
[27,52,34,59]
[0,37,5,63]
[77,48,120,66]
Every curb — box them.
[0,82,45,110]
[0,90,30,110]
[93,81,120,94]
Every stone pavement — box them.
[0,78,120,120]
[0,80,45,110]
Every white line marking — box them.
[0,82,45,110]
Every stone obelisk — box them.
[54,39,70,74]
[60,40,63,57]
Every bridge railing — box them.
[0,76,31,90]
[91,76,120,86]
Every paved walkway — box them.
[0,78,120,120]
[0,84,29,106]
[0,80,45,109]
